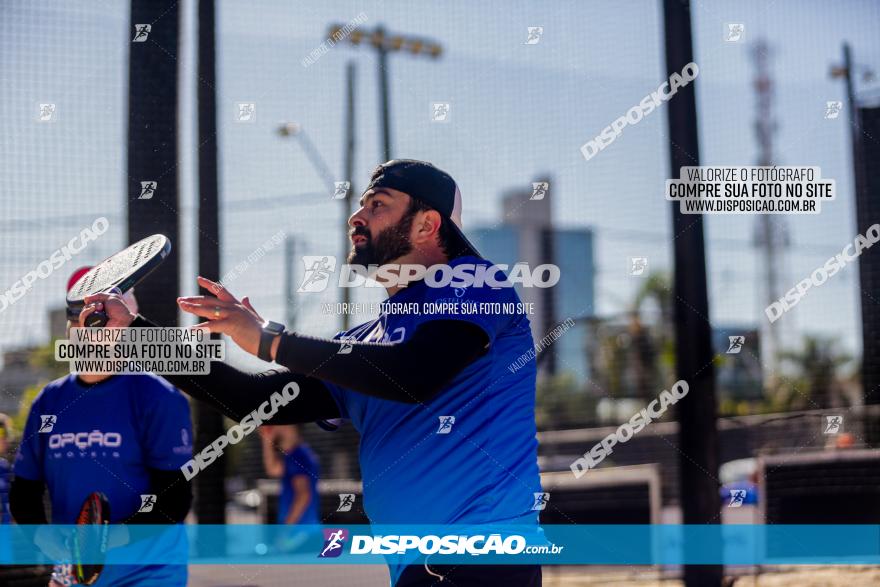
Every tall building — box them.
[711,326,764,402]
[470,177,595,385]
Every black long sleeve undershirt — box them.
[132,316,341,424]
[274,320,489,403]
[10,468,191,525]
[9,476,46,524]
[131,314,488,422]
[125,468,192,524]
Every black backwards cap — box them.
[364,159,482,259]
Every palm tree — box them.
[631,272,675,395]
[632,272,673,330]
[778,335,852,409]
[590,272,675,401]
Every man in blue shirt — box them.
[11,277,193,586]
[0,414,12,525]
[84,160,544,586]
[260,425,320,525]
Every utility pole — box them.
[750,39,788,395]
[328,23,442,161]
[376,26,392,162]
[285,237,296,328]
[831,44,871,256]
[831,44,868,190]
[662,1,721,585]
[342,61,357,330]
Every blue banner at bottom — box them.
[1,524,878,565]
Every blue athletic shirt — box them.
[277,444,320,524]
[0,457,10,565]
[323,256,542,527]
[15,373,193,586]
[0,457,10,524]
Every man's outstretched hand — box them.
[80,276,274,360]
[178,276,267,358]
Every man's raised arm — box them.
[77,294,340,424]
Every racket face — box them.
[66,234,170,305]
[72,491,111,585]
[76,491,110,525]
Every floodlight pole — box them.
[328,23,443,162]
[377,27,392,161]
[342,61,357,329]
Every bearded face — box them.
[347,207,418,267]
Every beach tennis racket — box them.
[66,234,171,327]
[68,491,111,585]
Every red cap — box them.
[67,266,93,293]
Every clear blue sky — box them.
[1,0,879,371]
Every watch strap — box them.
[258,321,284,362]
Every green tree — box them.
[11,338,69,436]
[27,337,70,380]
[536,372,596,429]
[776,335,852,410]
[13,384,43,436]
[627,272,675,399]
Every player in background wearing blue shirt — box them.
[10,271,194,587]
[260,425,320,526]
[0,414,13,526]
[83,160,545,586]
[0,414,12,570]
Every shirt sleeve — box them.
[0,458,12,524]
[284,449,318,479]
[415,270,518,346]
[137,376,194,470]
[13,400,45,481]
[321,382,350,420]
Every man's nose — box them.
[348,208,367,229]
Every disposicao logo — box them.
[319,529,349,558]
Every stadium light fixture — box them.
[325,23,443,160]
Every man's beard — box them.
[347,212,416,266]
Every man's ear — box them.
[413,209,442,245]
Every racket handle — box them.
[85,311,109,328]
[85,287,121,328]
